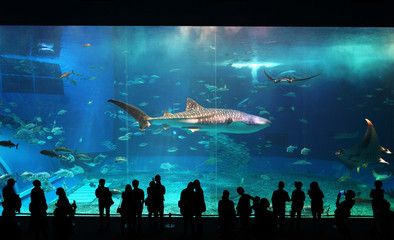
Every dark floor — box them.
[1,216,393,240]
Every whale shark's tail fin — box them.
[108,99,151,130]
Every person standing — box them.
[271,181,290,232]
[335,189,356,240]
[218,190,236,239]
[1,178,21,239]
[53,187,77,240]
[308,181,324,232]
[153,174,165,230]
[236,186,253,237]
[193,179,206,236]
[179,182,195,235]
[132,179,144,233]
[290,181,305,231]
[29,180,48,240]
[95,178,113,230]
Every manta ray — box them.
[108,98,271,134]
[336,119,391,173]
[264,70,320,83]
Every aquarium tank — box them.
[0,26,393,216]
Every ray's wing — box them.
[264,70,276,82]
[294,73,320,82]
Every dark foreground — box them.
[0,216,393,240]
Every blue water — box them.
[0,26,394,216]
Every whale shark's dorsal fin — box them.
[163,111,174,118]
[186,98,205,111]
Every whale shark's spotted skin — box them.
[108,98,271,134]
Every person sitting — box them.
[218,190,236,239]
[271,181,290,231]
[335,189,356,240]
[29,180,48,240]
[95,178,113,230]
[53,187,77,240]
[290,181,305,231]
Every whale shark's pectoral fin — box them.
[183,126,200,133]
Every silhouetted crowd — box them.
[1,176,394,239]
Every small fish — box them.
[300,147,311,156]
[283,92,296,98]
[299,118,309,124]
[178,135,186,139]
[46,136,53,140]
[286,145,297,153]
[167,147,178,153]
[40,150,59,158]
[198,140,209,145]
[59,71,74,79]
[372,169,392,181]
[115,156,127,163]
[79,137,83,143]
[237,97,249,107]
[57,109,67,115]
[337,175,351,183]
[139,142,148,147]
[160,162,176,171]
[189,147,198,151]
[291,159,311,165]
[83,43,92,47]
[138,102,149,107]
[88,100,93,105]
[118,134,130,141]
[0,140,18,149]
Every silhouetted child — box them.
[53,187,77,240]
[132,179,144,233]
[254,198,275,239]
[290,181,305,231]
[29,180,48,240]
[153,174,165,230]
[193,179,206,236]
[335,189,355,240]
[95,178,113,229]
[370,180,385,216]
[2,178,21,239]
[218,190,236,239]
[308,181,324,232]
[236,186,253,236]
[271,181,290,231]
[179,182,195,235]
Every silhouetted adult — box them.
[132,179,144,233]
[120,184,133,232]
[290,181,305,231]
[179,182,195,235]
[145,180,155,227]
[271,181,290,231]
[193,179,206,236]
[308,181,324,231]
[236,186,253,236]
[153,174,165,230]
[335,189,355,240]
[53,187,77,240]
[370,180,385,216]
[29,180,48,240]
[254,198,275,238]
[218,190,236,239]
[1,178,21,239]
[95,178,113,229]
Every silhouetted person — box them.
[132,179,144,233]
[271,181,290,231]
[145,180,155,227]
[1,178,21,239]
[95,178,113,230]
[370,180,385,217]
[120,184,133,233]
[335,189,355,240]
[193,179,206,236]
[218,190,236,239]
[236,186,253,237]
[290,181,305,231]
[29,180,48,240]
[254,198,275,238]
[308,181,324,232]
[252,196,261,237]
[179,182,195,235]
[153,174,165,230]
[53,187,77,240]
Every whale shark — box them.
[336,119,391,173]
[108,98,271,134]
